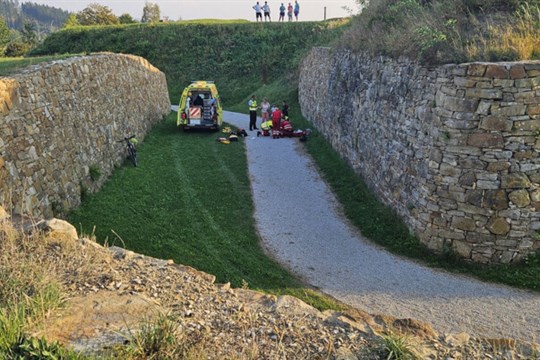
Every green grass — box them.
[68,112,345,311]
[0,54,80,76]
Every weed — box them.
[13,336,83,359]
[89,164,101,181]
[380,332,418,360]
[119,312,181,358]
[443,131,451,140]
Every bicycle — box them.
[118,135,138,167]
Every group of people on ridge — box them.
[248,95,290,135]
[252,1,300,22]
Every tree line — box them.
[1,1,163,57]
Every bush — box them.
[4,41,31,57]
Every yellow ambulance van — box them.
[177,81,222,131]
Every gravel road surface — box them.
[218,110,540,342]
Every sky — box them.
[26,0,360,22]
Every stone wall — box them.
[0,53,170,219]
[299,47,540,263]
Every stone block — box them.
[443,95,479,112]
[477,179,500,189]
[454,77,476,87]
[530,189,540,202]
[528,105,540,115]
[480,116,513,132]
[446,145,483,156]
[493,79,514,87]
[467,64,486,77]
[521,163,540,172]
[465,88,502,99]
[438,230,465,240]
[484,189,508,210]
[508,189,531,207]
[465,189,483,207]
[513,119,540,131]
[486,161,510,172]
[440,163,461,177]
[452,217,476,231]
[510,65,527,79]
[492,104,527,117]
[459,172,476,187]
[459,158,486,170]
[501,173,531,189]
[486,217,511,235]
[513,151,538,161]
[467,133,504,148]
[453,240,472,258]
[485,64,509,79]
[515,78,534,89]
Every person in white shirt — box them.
[253,2,262,21]
[263,1,271,22]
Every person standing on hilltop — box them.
[279,3,286,21]
[263,1,271,22]
[287,2,293,21]
[294,0,300,20]
[253,1,262,22]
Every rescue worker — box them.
[248,95,258,131]
[271,104,282,138]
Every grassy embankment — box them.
[30,14,540,293]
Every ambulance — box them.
[177,81,223,131]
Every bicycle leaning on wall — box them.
[118,135,138,167]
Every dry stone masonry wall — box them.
[299,47,540,264]
[0,53,170,219]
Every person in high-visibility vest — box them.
[248,95,259,131]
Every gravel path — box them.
[220,110,540,342]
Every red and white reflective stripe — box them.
[189,107,201,118]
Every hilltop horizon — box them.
[22,0,360,22]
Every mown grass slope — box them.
[31,20,348,104]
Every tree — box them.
[119,13,137,24]
[77,3,119,26]
[0,16,9,50]
[141,2,160,23]
[63,13,79,28]
[21,21,38,45]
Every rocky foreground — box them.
[1,210,538,359]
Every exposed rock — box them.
[486,217,511,235]
[501,173,531,189]
[508,190,531,207]
[37,218,79,241]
